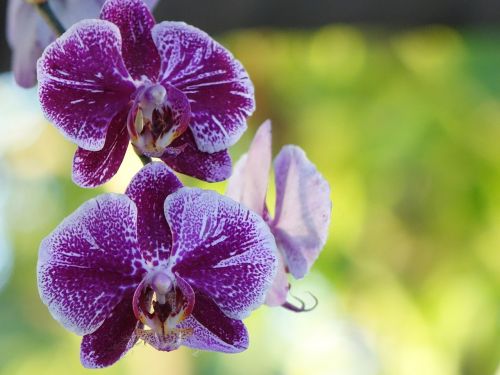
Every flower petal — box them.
[152,21,255,153]
[226,120,272,216]
[7,0,43,88]
[144,0,159,7]
[264,255,290,307]
[56,1,108,27]
[38,194,142,335]
[179,291,248,353]
[100,0,160,80]
[37,19,135,151]
[80,293,138,369]
[165,188,277,319]
[270,146,332,279]
[125,163,183,265]
[72,109,129,188]
[160,130,232,182]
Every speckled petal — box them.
[37,194,142,336]
[179,291,248,353]
[270,146,332,279]
[72,109,129,188]
[160,130,232,182]
[7,0,159,88]
[165,188,277,319]
[125,163,183,265]
[226,120,272,216]
[37,19,135,151]
[101,0,160,80]
[152,21,255,153]
[80,293,138,368]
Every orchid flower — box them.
[37,0,255,187]
[6,0,158,88]
[227,121,331,309]
[38,162,277,368]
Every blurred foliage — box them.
[0,25,499,375]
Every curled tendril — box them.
[281,291,318,313]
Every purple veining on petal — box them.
[8,0,159,88]
[174,274,196,319]
[72,109,130,188]
[179,290,248,353]
[152,21,255,153]
[165,188,278,319]
[37,19,136,151]
[37,194,143,335]
[101,0,160,81]
[270,145,332,279]
[80,293,138,369]
[160,130,232,182]
[226,120,272,216]
[125,162,182,265]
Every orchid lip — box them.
[132,270,195,350]
[127,83,191,158]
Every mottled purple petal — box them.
[80,294,138,368]
[160,130,232,182]
[152,21,255,153]
[37,19,136,151]
[101,0,160,80]
[175,274,196,319]
[264,255,290,307]
[125,163,182,265]
[72,109,129,188]
[179,291,248,353]
[7,0,159,88]
[226,120,272,216]
[165,188,277,319]
[37,194,142,335]
[270,146,332,279]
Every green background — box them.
[0,25,499,375]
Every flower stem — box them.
[133,147,152,166]
[31,0,66,37]
[138,154,153,166]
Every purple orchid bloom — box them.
[38,162,277,368]
[37,0,255,187]
[226,121,331,309]
[6,0,158,88]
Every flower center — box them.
[133,271,194,351]
[128,83,191,158]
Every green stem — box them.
[138,154,153,166]
[32,0,66,36]
[134,148,152,166]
